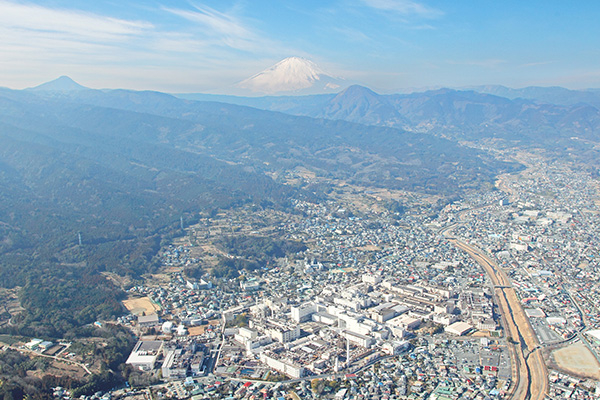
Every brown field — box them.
[28,359,88,380]
[144,273,172,285]
[188,326,207,336]
[122,296,161,316]
[552,343,600,380]
[47,360,89,379]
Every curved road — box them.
[442,229,548,400]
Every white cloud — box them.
[361,0,443,18]
[163,4,265,52]
[0,1,297,91]
[0,0,157,76]
[0,0,152,41]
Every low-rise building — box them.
[138,313,160,328]
[260,352,305,378]
[445,321,473,336]
[126,340,164,371]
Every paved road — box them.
[442,223,548,399]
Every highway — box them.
[442,223,548,400]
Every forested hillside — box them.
[0,86,519,337]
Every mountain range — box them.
[171,57,600,145]
[179,84,600,145]
[0,78,518,313]
[4,67,600,337]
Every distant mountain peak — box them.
[29,76,88,92]
[337,85,380,98]
[236,57,345,95]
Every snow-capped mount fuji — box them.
[236,57,346,95]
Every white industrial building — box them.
[445,321,473,336]
[260,352,305,378]
[343,330,375,348]
[126,340,164,371]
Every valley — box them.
[0,77,599,399]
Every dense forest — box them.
[0,91,307,338]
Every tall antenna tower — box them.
[78,232,82,246]
[180,216,184,230]
[346,336,350,364]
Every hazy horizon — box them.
[1,0,600,93]
[10,72,600,99]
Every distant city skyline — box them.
[1,0,599,93]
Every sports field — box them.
[553,343,600,380]
[122,296,161,316]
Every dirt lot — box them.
[188,326,207,336]
[552,343,600,380]
[122,296,161,316]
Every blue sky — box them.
[1,0,599,92]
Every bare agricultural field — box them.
[43,360,88,380]
[0,334,21,345]
[122,296,161,316]
[552,343,600,380]
[144,273,171,286]
[0,288,24,325]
